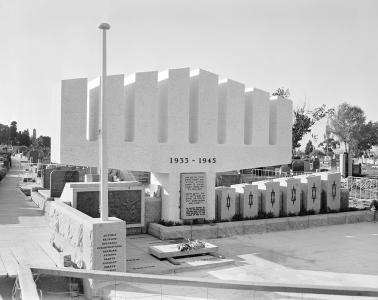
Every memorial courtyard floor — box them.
[0,161,377,299]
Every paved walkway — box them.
[0,158,55,278]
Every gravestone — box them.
[253,181,280,216]
[50,170,79,197]
[180,173,207,220]
[231,183,259,218]
[320,172,341,211]
[295,174,321,213]
[215,187,235,221]
[274,177,301,215]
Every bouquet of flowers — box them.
[177,239,206,252]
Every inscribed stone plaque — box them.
[93,220,126,272]
[76,190,142,224]
[50,170,79,197]
[180,173,207,219]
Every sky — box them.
[0,0,377,144]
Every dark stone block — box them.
[50,170,79,197]
[76,190,142,224]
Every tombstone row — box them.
[215,172,341,221]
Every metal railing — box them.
[14,265,378,299]
[343,176,378,208]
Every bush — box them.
[266,212,275,219]
[231,214,243,221]
[307,209,316,215]
[287,212,297,217]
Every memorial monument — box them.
[52,68,293,222]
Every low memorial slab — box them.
[294,174,321,213]
[274,177,301,215]
[50,170,79,197]
[253,181,280,216]
[60,181,144,228]
[215,187,236,221]
[231,183,259,218]
[320,172,341,211]
[149,242,218,259]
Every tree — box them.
[328,102,375,155]
[0,124,9,145]
[9,121,17,145]
[37,136,51,148]
[18,130,31,147]
[305,140,314,156]
[318,124,339,156]
[291,104,333,156]
[272,87,290,99]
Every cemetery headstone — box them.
[215,187,236,221]
[253,181,280,216]
[274,177,301,215]
[320,172,341,211]
[180,173,207,220]
[231,183,259,218]
[50,170,79,197]
[295,174,321,213]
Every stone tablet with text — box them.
[180,173,207,219]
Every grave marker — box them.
[320,172,341,211]
[231,183,258,218]
[274,177,301,215]
[215,187,235,221]
[253,181,280,216]
[295,174,321,213]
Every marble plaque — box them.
[50,170,79,197]
[215,187,235,221]
[180,173,207,220]
[77,190,142,224]
[93,220,126,272]
[320,172,341,211]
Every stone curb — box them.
[148,210,374,240]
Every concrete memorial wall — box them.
[253,181,280,216]
[180,173,207,219]
[320,172,341,211]
[295,174,321,213]
[50,170,79,197]
[52,68,293,221]
[274,177,301,215]
[60,181,144,228]
[231,183,259,218]
[215,187,236,221]
[48,201,126,272]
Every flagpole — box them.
[98,23,110,221]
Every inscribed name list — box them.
[180,173,207,219]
